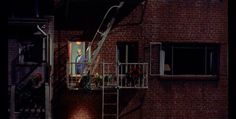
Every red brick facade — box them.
[54,0,228,118]
[103,0,227,119]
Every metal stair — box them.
[15,63,40,91]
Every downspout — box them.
[35,0,39,17]
[36,24,47,63]
[36,24,48,81]
[36,24,50,119]
[37,25,47,36]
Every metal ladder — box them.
[84,1,124,75]
[102,85,119,119]
[102,62,119,119]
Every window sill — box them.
[157,75,218,80]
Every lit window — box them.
[68,41,90,76]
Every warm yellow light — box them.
[164,64,171,71]
[69,107,92,119]
[76,41,81,45]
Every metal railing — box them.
[117,63,148,88]
[9,72,46,119]
[66,62,149,89]
[102,63,117,87]
[66,62,91,89]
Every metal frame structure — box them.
[9,16,54,119]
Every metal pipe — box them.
[10,85,15,119]
[35,0,39,17]
[8,18,48,24]
[37,25,47,36]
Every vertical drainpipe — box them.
[36,25,50,119]
[48,16,54,119]
[35,0,39,17]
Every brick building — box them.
[8,0,228,119]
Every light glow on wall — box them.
[69,107,92,119]
[76,41,81,45]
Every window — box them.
[117,42,139,74]
[150,42,220,76]
[68,41,90,75]
[117,42,139,63]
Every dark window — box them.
[117,42,138,63]
[162,43,219,75]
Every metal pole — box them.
[117,88,119,119]
[10,85,15,119]
[36,25,47,36]
[146,63,148,88]
[102,62,104,119]
[45,83,51,119]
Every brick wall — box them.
[142,0,227,43]
[53,90,102,119]
[55,0,228,119]
[100,0,227,119]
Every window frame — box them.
[149,42,220,78]
[116,41,139,63]
[149,42,162,76]
[67,41,89,76]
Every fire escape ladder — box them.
[102,85,119,119]
[102,62,119,119]
[85,1,124,75]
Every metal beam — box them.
[8,18,48,24]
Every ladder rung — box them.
[104,103,117,106]
[104,92,117,95]
[97,31,103,35]
[105,83,117,86]
[104,114,116,116]
[104,85,117,88]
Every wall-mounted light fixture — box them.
[76,41,81,45]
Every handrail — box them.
[118,63,149,88]
[89,1,124,47]
[119,63,149,65]
[16,63,41,85]
[11,53,42,85]
[36,25,47,36]
[85,2,124,60]
[84,2,125,77]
